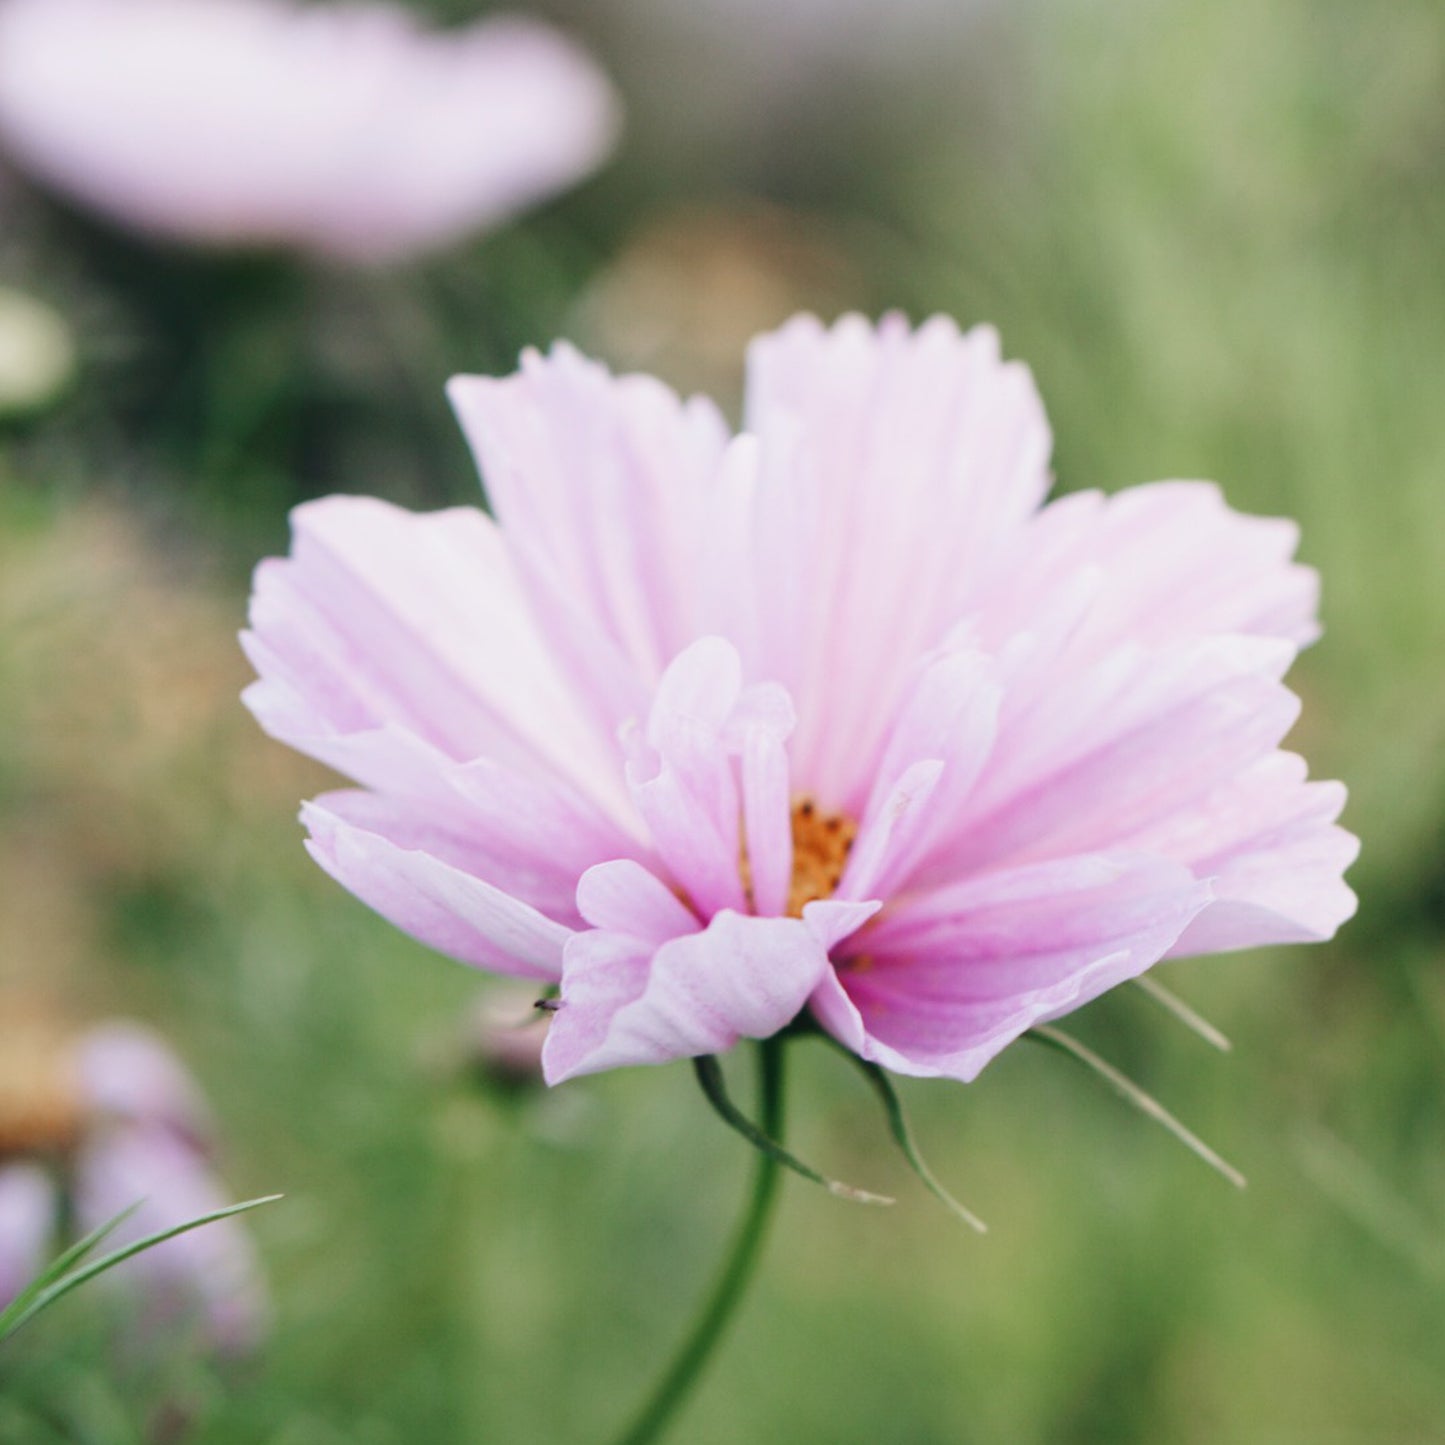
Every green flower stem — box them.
[611,1038,787,1445]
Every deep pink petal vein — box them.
[243,314,1359,1084]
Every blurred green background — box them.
[2,0,1443,1440]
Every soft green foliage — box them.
[2,0,1443,1439]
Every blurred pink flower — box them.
[0,1020,265,1351]
[74,1119,267,1356]
[0,0,619,262]
[244,313,1358,1085]
[0,1162,55,1307]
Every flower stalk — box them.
[611,1039,788,1445]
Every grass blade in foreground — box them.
[0,1202,143,1341]
[0,1194,282,1343]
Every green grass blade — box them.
[0,1201,143,1341]
[693,1057,893,1206]
[0,1194,282,1344]
[1029,1027,1245,1189]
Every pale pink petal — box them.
[576,859,699,942]
[243,494,630,821]
[74,1124,266,1356]
[448,345,730,739]
[1141,754,1360,953]
[840,643,1002,899]
[978,481,1320,656]
[303,800,571,980]
[801,897,882,951]
[626,638,745,917]
[740,719,793,918]
[0,0,618,262]
[734,313,1052,808]
[626,638,792,919]
[317,16,620,263]
[0,1163,55,1307]
[817,854,1212,1081]
[544,910,832,1082]
[933,634,1302,879]
[312,786,621,926]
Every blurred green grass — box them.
[2,0,1444,1440]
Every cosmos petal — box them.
[543,910,831,1082]
[734,312,1052,809]
[979,480,1320,655]
[448,345,731,740]
[242,494,627,819]
[818,853,1212,1081]
[303,800,572,981]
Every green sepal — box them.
[828,1045,988,1232]
[1028,1026,1245,1188]
[693,1055,893,1206]
[1133,974,1232,1052]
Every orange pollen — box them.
[785,796,858,918]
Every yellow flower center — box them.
[785,796,858,917]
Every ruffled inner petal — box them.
[627,637,796,920]
[839,642,1002,900]
[543,908,832,1083]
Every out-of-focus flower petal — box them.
[0,0,619,262]
[303,800,573,981]
[0,1162,56,1307]
[544,908,841,1083]
[816,854,1212,1081]
[73,1124,266,1356]
[77,1023,213,1148]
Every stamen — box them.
[786,795,858,917]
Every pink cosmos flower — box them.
[0,1162,55,1307]
[0,0,619,262]
[243,313,1358,1085]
